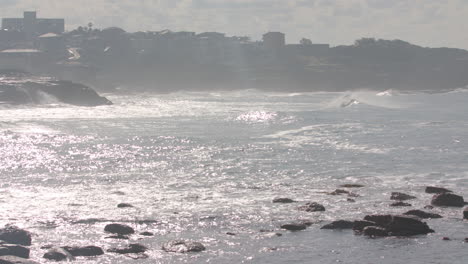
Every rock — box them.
[425,186,452,194]
[403,210,442,219]
[431,193,465,207]
[391,192,416,201]
[464,207,468,220]
[339,184,364,188]
[162,240,206,253]
[0,244,29,258]
[108,243,147,254]
[363,226,389,237]
[390,202,412,207]
[117,203,134,208]
[272,198,296,203]
[353,221,377,232]
[465,238,468,243]
[328,189,349,195]
[442,237,450,241]
[0,256,39,264]
[62,246,104,257]
[226,232,236,236]
[139,232,154,236]
[424,205,434,210]
[0,227,32,246]
[386,215,434,236]
[43,248,74,261]
[105,234,129,239]
[347,198,356,202]
[321,220,354,230]
[298,202,325,212]
[363,215,393,227]
[280,223,307,231]
[104,224,135,235]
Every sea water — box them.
[0,89,467,263]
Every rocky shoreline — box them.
[0,185,466,263]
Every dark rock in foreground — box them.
[0,256,38,264]
[425,186,452,194]
[62,246,104,257]
[162,240,206,253]
[390,202,412,207]
[391,192,416,201]
[281,223,307,231]
[43,248,74,261]
[363,226,389,237]
[321,220,354,230]
[431,193,465,207]
[353,220,376,232]
[104,224,135,235]
[108,243,147,254]
[0,243,29,259]
[403,210,442,219]
[363,215,393,226]
[298,202,325,212]
[272,198,296,203]
[361,214,434,237]
[0,227,32,246]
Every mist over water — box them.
[1,88,468,263]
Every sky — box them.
[1,0,467,49]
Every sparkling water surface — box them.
[0,89,467,263]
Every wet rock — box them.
[104,224,135,235]
[386,215,434,236]
[139,232,154,236]
[298,202,325,212]
[390,202,412,207]
[390,192,416,201]
[62,246,104,257]
[117,203,134,208]
[321,220,354,230]
[0,226,32,246]
[108,243,147,254]
[0,244,29,258]
[403,210,442,219]
[105,234,129,239]
[280,223,307,231]
[442,237,451,241]
[43,248,74,261]
[424,205,434,210]
[328,189,349,195]
[363,215,393,227]
[0,256,39,264]
[226,232,236,236]
[353,220,376,232]
[347,198,356,203]
[363,226,389,237]
[431,193,465,207]
[272,198,296,203]
[339,184,364,188]
[425,186,452,194]
[162,240,206,253]
[464,207,468,220]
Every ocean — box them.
[0,89,467,263]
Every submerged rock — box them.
[403,210,442,219]
[328,189,349,195]
[108,243,147,254]
[0,227,32,246]
[431,193,465,207]
[272,198,296,203]
[298,202,325,212]
[62,246,104,257]
[390,192,416,201]
[281,223,307,231]
[117,203,134,208]
[321,220,354,230]
[43,248,74,261]
[104,224,135,235]
[0,243,29,258]
[139,232,154,236]
[425,186,452,194]
[339,184,365,188]
[390,202,412,207]
[0,256,38,264]
[162,240,206,253]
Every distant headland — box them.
[1,11,468,93]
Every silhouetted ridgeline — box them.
[1,23,468,92]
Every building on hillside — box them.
[2,11,64,38]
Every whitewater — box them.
[0,89,467,263]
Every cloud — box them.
[1,0,467,49]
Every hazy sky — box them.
[1,0,467,49]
